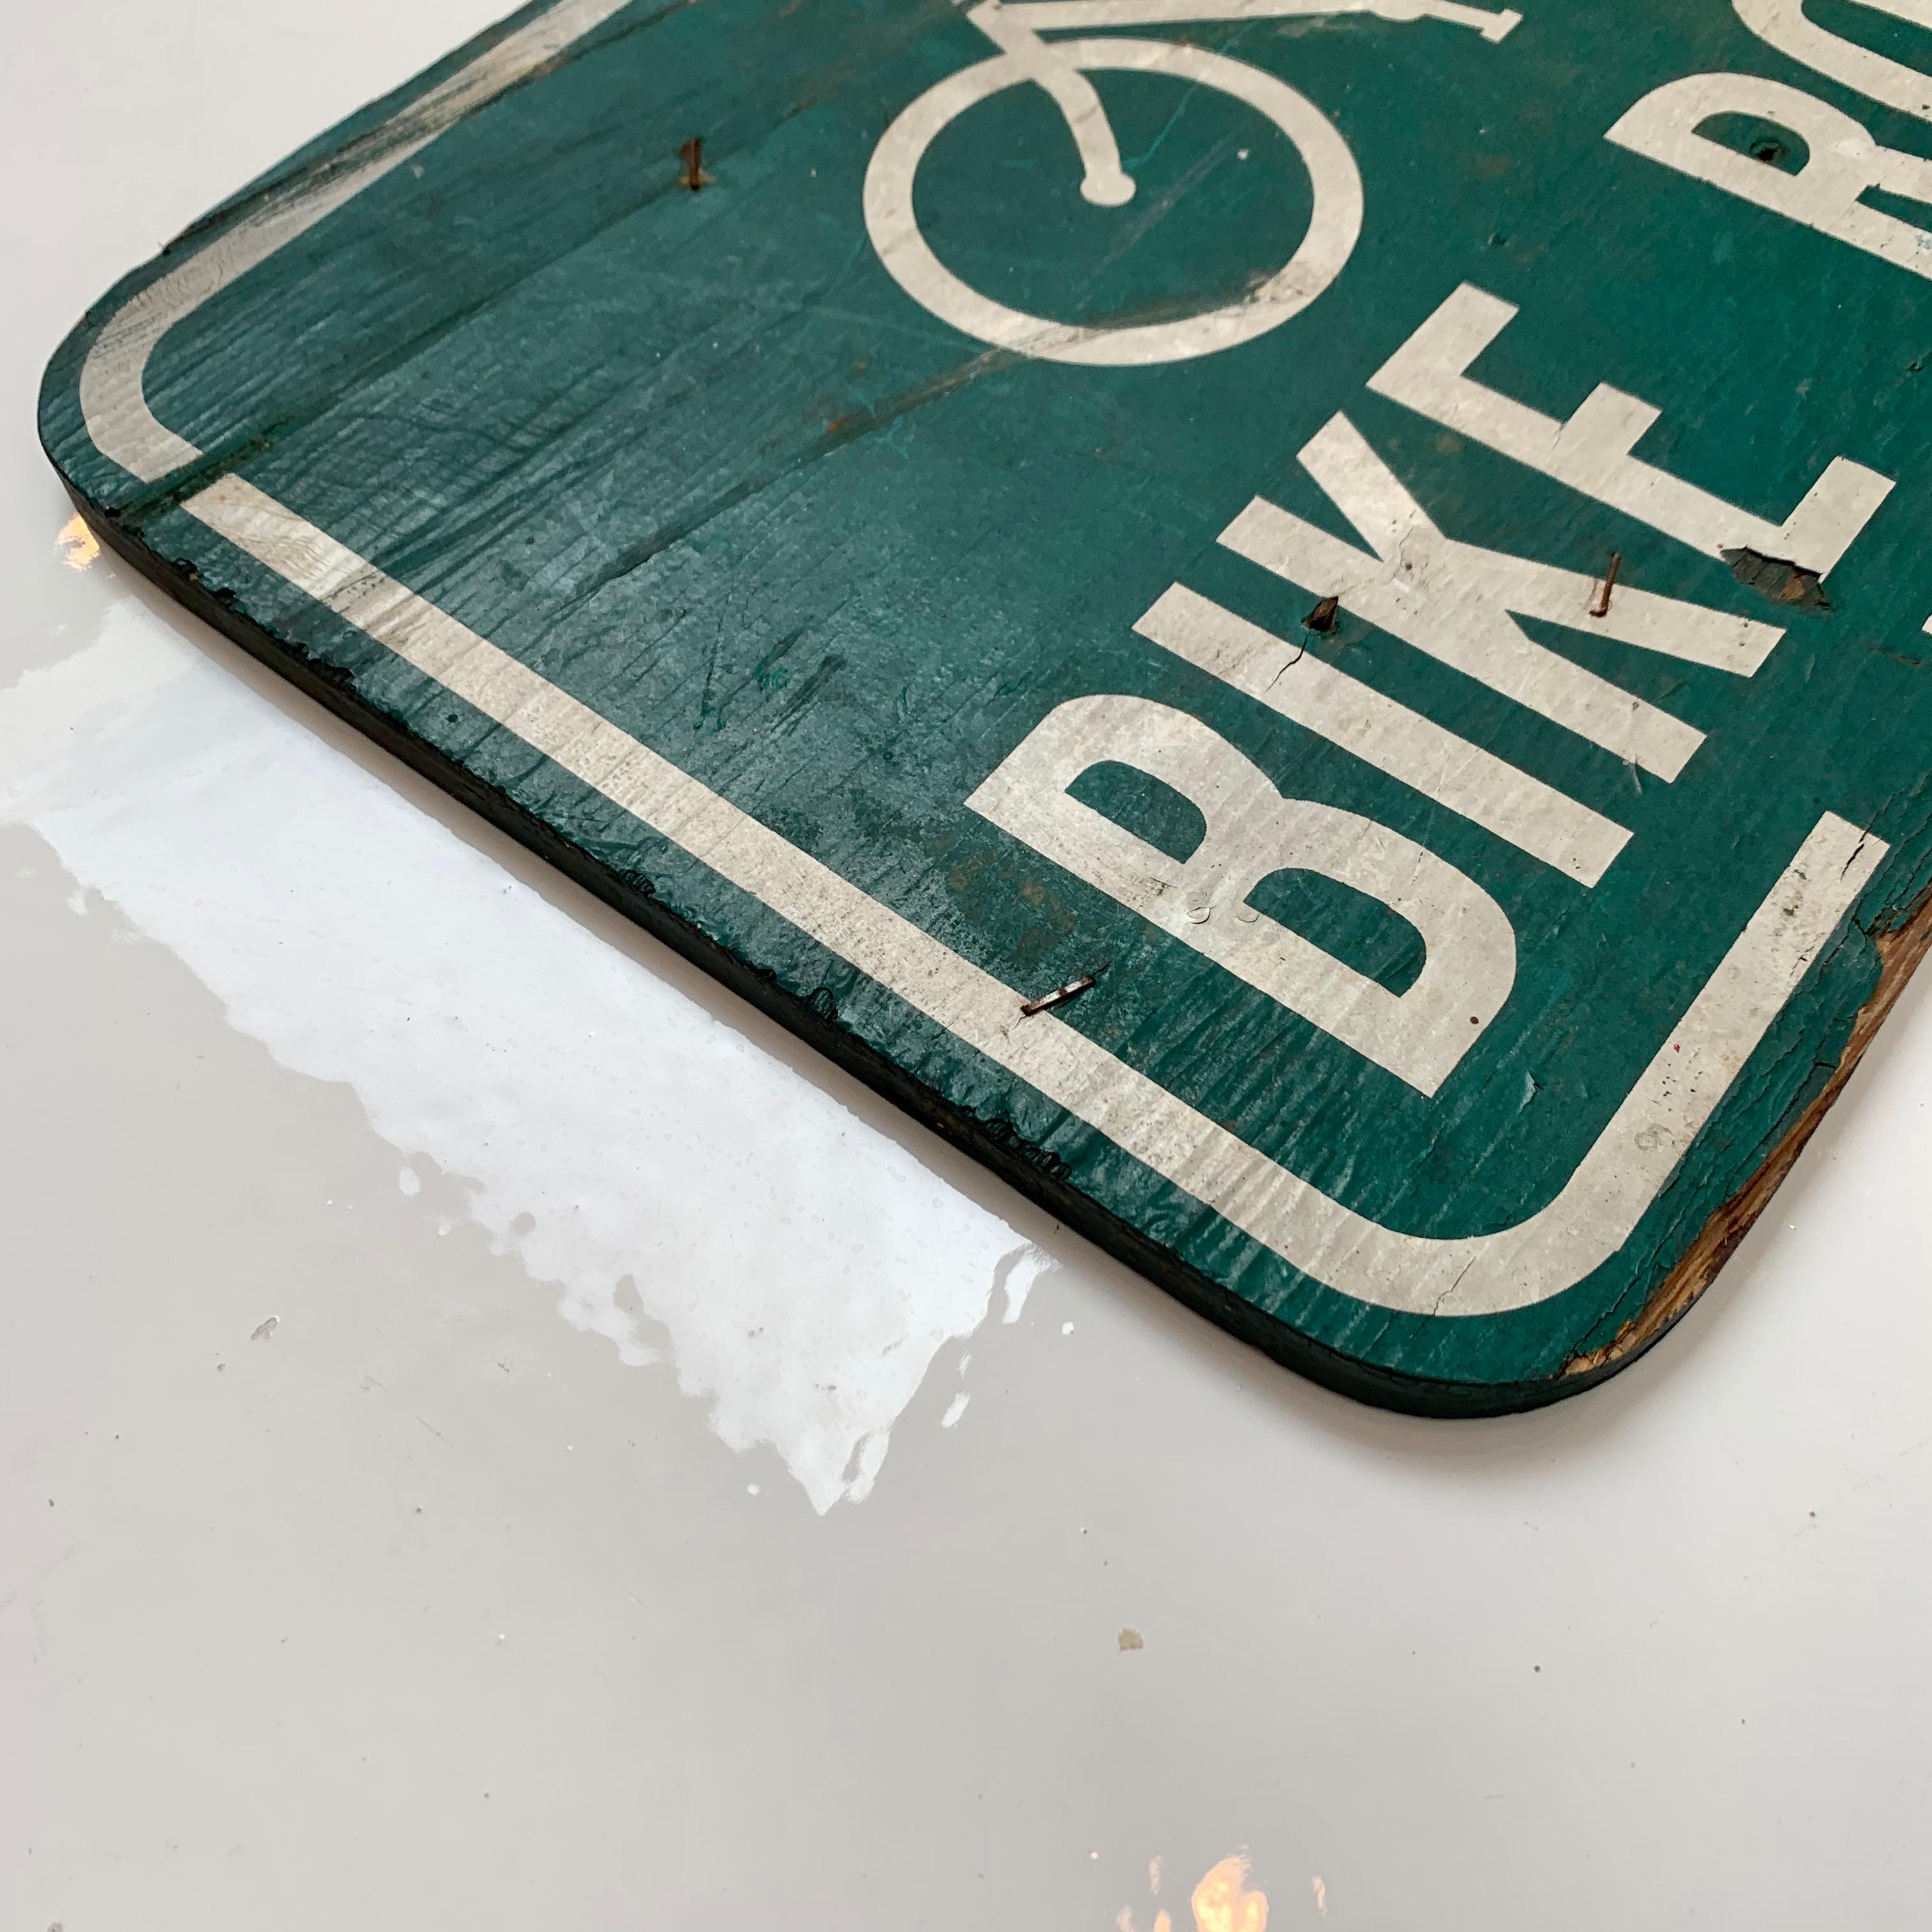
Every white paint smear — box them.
[0,603,1053,1510]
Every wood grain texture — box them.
[41,0,1932,1411]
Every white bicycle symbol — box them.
[862,0,1520,365]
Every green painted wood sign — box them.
[43,0,1932,1412]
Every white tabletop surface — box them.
[3,4,1929,1928]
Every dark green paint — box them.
[41,0,1932,1410]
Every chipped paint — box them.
[38,0,1932,1410]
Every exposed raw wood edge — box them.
[1561,882,1932,1378]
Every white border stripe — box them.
[78,0,635,486]
[183,473,1885,1316]
[65,0,1889,1326]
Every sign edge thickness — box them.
[34,0,1919,1417]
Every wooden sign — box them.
[43,0,1932,1412]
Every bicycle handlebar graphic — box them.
[863,0,1522,364]
[956,0,1520,206]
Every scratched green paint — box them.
[41,0,1932,1409]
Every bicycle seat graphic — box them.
[863,0,1521,365]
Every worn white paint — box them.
[1230,478,1701,764]
[965,691,1518,1093]
[1007,0,1519,34]
[76,0,634,487]
[858,0,1515,364]
[179,475,1882,1314]
[863,34,1363,365]
[1225,412,1783,778]
[66,0,1889,1324]
[1136,582,1630,884]
[1607,73,1932,301]
[960,1,1138,206]
[1369,284,1894,572]
[1734,0,1932,122]
[15,10,1932,1929]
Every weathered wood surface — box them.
[42,0,1932,1412]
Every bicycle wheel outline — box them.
[862,38,1365,368]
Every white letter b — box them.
[967,695,1516,1095]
